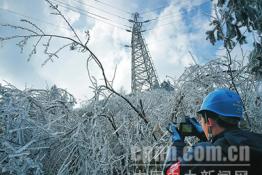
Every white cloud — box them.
[146,0,211,79]
[0,0,216,102]
[2,0,9,9]
[87,20,130,82]
[64,9,81,25]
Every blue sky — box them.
[0,0,219,102]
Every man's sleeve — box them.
[163,142,212,175]
[165,161,180,175]
[162,142,185,175]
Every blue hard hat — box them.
[197,88,243,119]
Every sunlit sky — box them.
[0,0,222,103]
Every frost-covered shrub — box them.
[0,58,262,175]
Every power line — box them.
[140,4,170,15]
[145,14,210,33]
[144,22,176,32]
[51,0,130,28]
[141,0,209,23]
[0,6,128,33]
[70,0,130,21]
[92,0,132,15]
[142,0,210,31]
[50,0,130,30]
[0,7,70,31]
[1,1,211,37]
[156,0,210,22]
[144,9,209,32]
[52,0,111,21]
[140,0,191,14]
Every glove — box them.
[186,117,203,133]
[165,123,186,163]
[168,123,184,143]
[185,117,207,141]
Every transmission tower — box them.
[129,13,159,93]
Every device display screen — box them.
[180,123,193,133]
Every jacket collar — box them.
[211,128,240,143]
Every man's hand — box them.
[168,123,184,143]
[186,117,207,141]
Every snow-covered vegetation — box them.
[1,57,262,174]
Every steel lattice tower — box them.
[130,13,159,93]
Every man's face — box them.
[197,113,226,138]
[197,114,209,138]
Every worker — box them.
[163,88,262,175]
